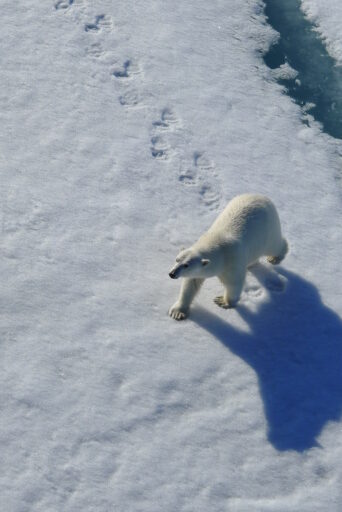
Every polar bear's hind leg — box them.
[267,238,288,265]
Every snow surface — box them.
[301,0,342,63]
[1,0,342,511]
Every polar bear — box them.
[168,194,288,320]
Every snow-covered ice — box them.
[302,0,342,63]
[0,0,342,511]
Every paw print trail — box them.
[112,59,143,109]
[150,108,181,161]
[177,151,221,212]
[149,109,221,212]
[193,152,220,210]
[52,1,143,110]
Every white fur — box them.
[168,194,288,320]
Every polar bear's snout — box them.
[169,266,180,279]
[169,263,182,279]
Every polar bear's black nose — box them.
[169,271,176,279]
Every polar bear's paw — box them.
[267,239,288,265]
[214,296,236,309]
[169,304,188,321]
[267,254,283,265]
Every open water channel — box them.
[263,0,342,140]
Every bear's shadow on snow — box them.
[191,264,342,452]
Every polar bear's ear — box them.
[201,259,210,266]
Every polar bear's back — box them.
[209,194,283,261]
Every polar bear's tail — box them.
[267,238,288,265]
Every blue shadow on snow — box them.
[191,264,342,452]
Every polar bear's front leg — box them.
[215,269,246,309]
[169,278,204,320]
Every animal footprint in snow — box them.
[199,183,220,210]
[150,107,179,160]
[191,151,220,210]
[150,135,170,160]
[249,264,287,294]
[112,60,142,108]
[245,284,264,299]
[85,14,113,33]
[178,161,198,186]
[86,42,105,59]
[193,151,215,174]
[152,108,179,130]
[55,0,73,9]
[118,89,141,108]
[178,172,197,186]
[112,60,140,79]
[177,165,219,208]
[264,274,286,293]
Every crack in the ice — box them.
[263,0,342,140]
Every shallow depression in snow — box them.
[263,0,342,139]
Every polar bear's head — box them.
[169,248,210,279]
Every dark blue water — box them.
[263,0,342,140]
